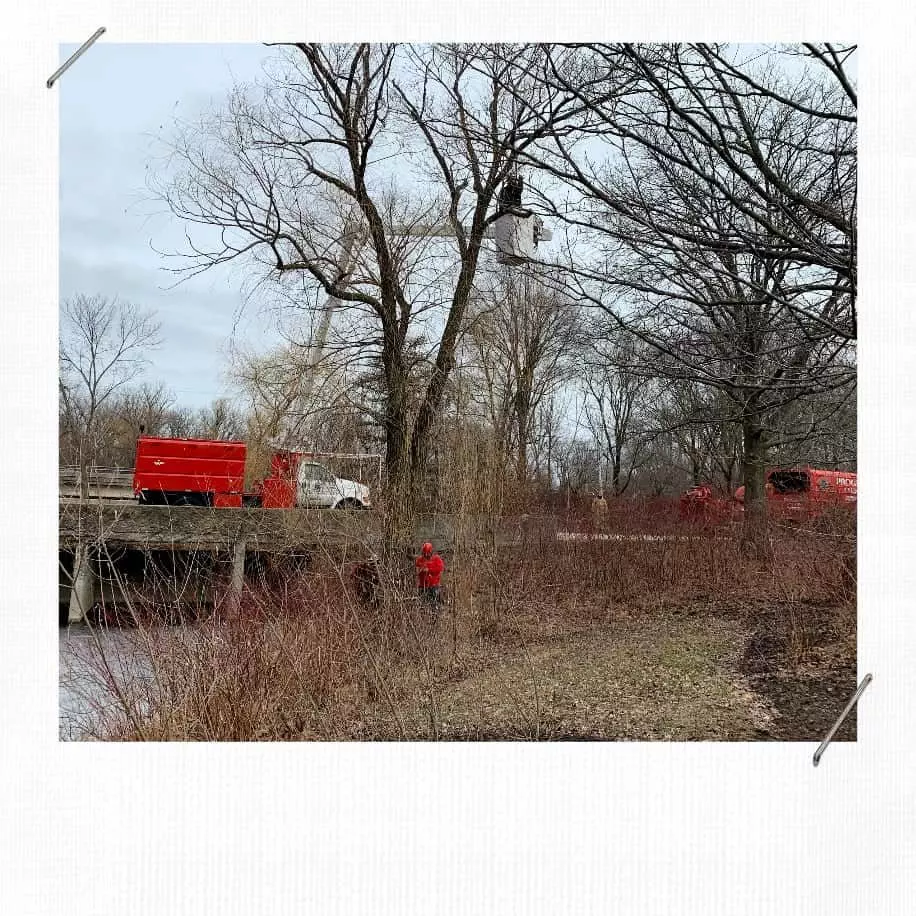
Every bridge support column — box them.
[227,538,247,616]
[68,542,95,623]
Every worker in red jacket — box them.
[415,542,445,606]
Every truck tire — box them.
[335,498,364,510]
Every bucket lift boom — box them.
[279,175,551,444]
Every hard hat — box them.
[422,542,433,556]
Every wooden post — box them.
[68,542,95,623]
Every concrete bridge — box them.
[58,501,559,623]
[59,502,382,622]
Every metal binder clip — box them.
[813,673,872,766]
[47,28,106,88]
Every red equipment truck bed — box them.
[133,436,247,507]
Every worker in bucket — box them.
[415,542,445,607]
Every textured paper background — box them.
[1,2,913,913]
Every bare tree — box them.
[532,43,856,336]
[190,397,247,441]
[104,382,175,466]
[581,333,653,496]
[59,294,162,497]
[463,273,578,482]
[152,42,582,542]
[121,382,174,436]
[647,380,744,492]
[766,369,857,470]
[521,43,855,553]
[61,382,177,468]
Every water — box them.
[59,627,155,740]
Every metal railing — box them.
[59,466,136,501]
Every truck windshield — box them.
[300,463,334,483]
[768,470,809,494]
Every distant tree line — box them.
[59,293,245,472]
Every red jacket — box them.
[416,553,445,588]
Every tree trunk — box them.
[741,418,770,559]
[545,429,553,493]
[383,455,415,585]
[79,454,90,503]
[516,408,529,482]
[78,428,94,503]
[691,450,703,486]
[383,371,414,563]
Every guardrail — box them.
[59,466,135,485]
[59,466,136,503]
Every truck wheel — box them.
[336,498,363,510]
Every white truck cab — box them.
[295,461,371,509]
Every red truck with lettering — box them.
[680,467,856,523]
[734,467,857,520]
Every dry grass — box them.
[371,614,773,741]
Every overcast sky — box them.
[60,43,283,408]
[60,42,848,419]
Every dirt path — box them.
[436,615,769,740]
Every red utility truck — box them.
[132,437,373,510]
[734,467,857,520]
[680,467,856,522]
[255,449,371,510]
[679,484,733,522]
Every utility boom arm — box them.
[393,220,553,242]
[277,205,551,447]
